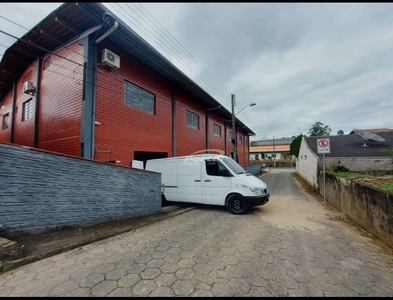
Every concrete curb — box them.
[0,205,195,273]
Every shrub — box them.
[334,165,350,172]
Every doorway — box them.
[133,151,168,169]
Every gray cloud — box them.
[1,2,393,141]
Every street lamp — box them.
[273,136,276,167]
[231,95,256,162]
[236,102,256,116]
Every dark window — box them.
[205,159,230,177]
[2,113,9,130]
[213,123,221,137]
[229,131,233,139]
[124,81,155,115]
[186,110,199,129]
[22,99,33,121]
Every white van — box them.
[145,154,269,214]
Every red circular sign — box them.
[318,139,329,148]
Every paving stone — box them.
[1,170,393,297]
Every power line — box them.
[129,3,231,98]
[0,15,87,62]
[1,4,232,106]
[103,3,231,102]
[0,6,251,129]
[4,53,235,126]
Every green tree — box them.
[308,121,331,136]
[290,134,304,158]
[250,141,257,147]
[337,129,344,135]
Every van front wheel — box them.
[226,194,248,214]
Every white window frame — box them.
[186,110,199,129]
[22,99,33,121]
[213,123,221,137]
[2,113,9,130]
[124,81,155,115]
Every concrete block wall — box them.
[321,157,393,172]
[0,142,161,239]
[319,171,393,248]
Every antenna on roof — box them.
[352,129,385,147]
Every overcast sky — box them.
[1,3,393,141]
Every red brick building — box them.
[0,3,254,167]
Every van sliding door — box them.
[203,159,232,205]
[177,158,204,203]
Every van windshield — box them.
[222,157,248,175]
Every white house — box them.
[296,130,393,189]
[249,137,294,161]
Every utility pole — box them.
[231,94,237,162]
[273,136,276,167]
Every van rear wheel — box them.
[226,194,248,214]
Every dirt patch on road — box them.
[290,172,393,256]
[258,195,328,233]
[257,172,333,233]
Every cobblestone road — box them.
[0,168,392,296]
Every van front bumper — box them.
[245,194,270,206]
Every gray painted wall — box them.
[318,171,393,248]
[244,162,295,175]
[0,142,161,238]
[318,157,393,172]
[243,163,262,175]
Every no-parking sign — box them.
[317,138,330,154]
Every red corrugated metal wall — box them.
[0,41,250,166]
[38,43,84,156]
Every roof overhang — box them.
[0,2,255,135]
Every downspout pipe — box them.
[80,12,118,159]
[33,55,43,148]
[95,14,118,44]
[10,80,16,143]
[172,86,176,157]
[205,105,221,154]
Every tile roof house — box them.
[296,131,393,189]
[249,137,295,161]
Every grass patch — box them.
[332,172,393,192]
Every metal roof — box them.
[305,132,393,157]
[250,145,290,153]
[0,2,255,135]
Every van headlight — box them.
[250,188,264,195]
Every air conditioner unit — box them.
[22,81,35,94]
[102,48,120,69]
